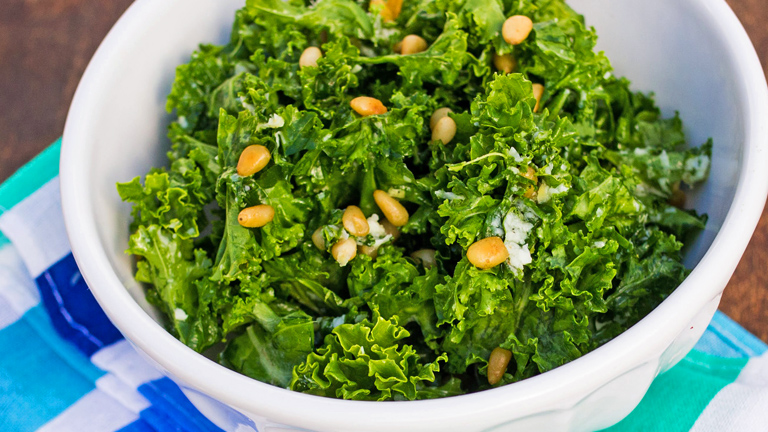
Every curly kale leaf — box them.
[221,301,315,387]
[290,312,455,400]
[128,225,220,351]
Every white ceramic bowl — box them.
[60,1,768,431]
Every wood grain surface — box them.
[1,1,766,340]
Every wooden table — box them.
[1,1,767,340]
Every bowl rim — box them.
[60,0,768,430]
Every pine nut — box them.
[492,53,516,74]
[522,165,538,199]
[532,83,544,113]
[332,238,357,266]
[343,205,370,237]
[350,97,387,116]
[238,205,274,228]
[432,116,457,144]
[381,219,401,240]
[487,347,512,385]
[521,165,537,181]
[393,40,403,53]
[370,0,402,22]
[411,249,437,268]
[373,190,409,227]
[387,0,403,19]
[430,107,453,130]
[312,227,325,251]
[237,145,271,177]
[502,15,534,45]
[524,188,536,200]
[400,35,428,55]
[299,47,323,68]
[359,244,379,259]
[467,236,509,269]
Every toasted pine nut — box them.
[532,83,544,113]
[411,249,437,268]
[332,238,357,266]
[487,347,512,385]
[381,219,401,240]
[400,35,428,55]
[430,107,453,130]
[350,97,387,116]
[359,244,379,259]
[237,145,271,177]
[343,205,370,237]
[467,236,509,269]
[522,165,538,199]
[393,40,403,53]
[238,205,274,228]
[382,8,395,22]
[299,47,323,68]
[492,53,516,74]
[373,190,409,227]
[502,15,534,45]
[387,0,403,19]
[432,116,457,145]
[521,165,537,182]
[312,227,325,251]
[370,0,401,22]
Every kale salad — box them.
[118,0,712,400]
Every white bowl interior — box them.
[80,0,245,318]
[61,0,768,430]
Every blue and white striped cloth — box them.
[0,140,767,432]
[0,141,223,432]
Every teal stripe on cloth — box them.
[22,306,106,383]
[603,350,748,432]
[0,139,61,215]
[0,233,9,248]
[0,305,105,432]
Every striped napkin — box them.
[0,140,766,432]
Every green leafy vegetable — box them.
[222,301,315,387]
[290,311,454,400]
[118,0,711,399]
